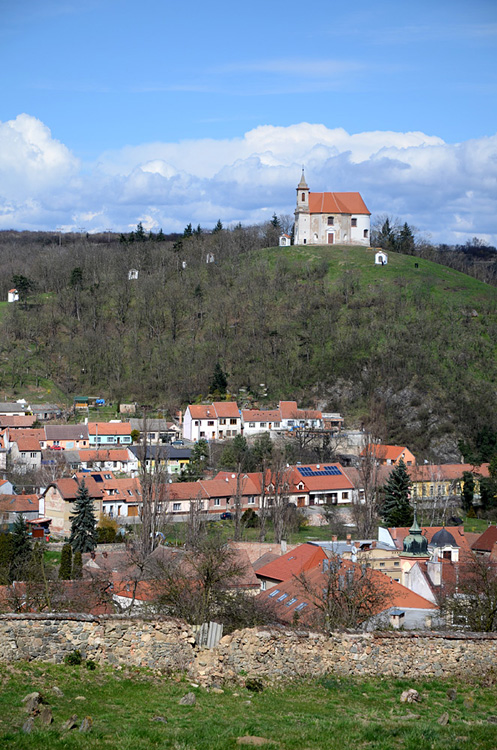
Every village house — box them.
[64,447,138,475]
[45,425,90,450]
[76,472,142,520]
[129,445,191,476]
[87,421,133,446]
[361,443,416,466]
[8,435,43,474]
[408,463,489,503]
[294,170,371,247]
[182,402,241,442]
[0,494,41,526]
[128,418,181,444]
[42,477,104,535]
[0,401,29,417]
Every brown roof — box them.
[0,415,36,428]
[308,192,370,216]
[278,401,321,420]
[472,526,497,553]
[50,477,104,500]
[361,444,413,462]
[15,437,41,452]
[10,428,45,442]
[241,409,281,422]
[77,449,133,461]
[389,525,472,556]
[45,425,89,440]
[290,464,353,492]
[187,402,240,420]
[0,494,40,513]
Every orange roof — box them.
[256,543,327,583]
[169,482,208,501]
[257,557,436,626]
[278,401,321,420]
[242,409,281,422]
[212,402,240,419]
[308,192,370,216]
[15,437,41,452]
[87,422,132,436]
[77,449,132,461]
[0,415,36,428]
[10,428,45,441]
[0,494,40,513]
[187,402,240,419]
[290,464,353,492]
[361,444,413,461]
[409,463,489,481]
[50,477,104,500]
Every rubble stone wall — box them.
[1,615,496,682]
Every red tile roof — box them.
[241,409,281,423]
[408,463,489,481]
[290,465,353,492]
[256,543,327,583]
[187,402,240,420]
[0,494,40,513]
[361,444,412,462]
[50,477,104,500]
[308,192,370,216]
[278,401,321,420]
[15,437,41,452]
[471,525,497,553]
[87,422,132,436]
[388,525,472,556]
[77,449,133,462]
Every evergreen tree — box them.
[398,222,415,255]
[178,439,209,482]
[183,223,193,238]
[72,549,83,579]
[10,514,33,581]
[0,533,14,584]
[380,459,413,527]
[134,222,146,241]
[59,542,73,580]
[209,362,228,396]
[461,471,475,514]
[69,479,98,553]
[212,219,223,233]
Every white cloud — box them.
[0,114,496,244]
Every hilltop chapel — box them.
[293,170,371,246]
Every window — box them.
[128,490,133,496]
[261,580,267,591]
[351,218,357,227]
[380,562,385,567]
[249,422,255,428]
[327,216,334,225]
[117,505,122,515]
[260,423,266,428]
[207,420,214,426]
[301,192,305,201]
[219,419,226,425]
[230,418,237,425]
[195,420,199,426]
[248,496,255,504]
[295,602,308,611]
[104,474,112,479]
[173,503,181,512]
[274,422,280,428]
[394,561,400,567]
[30,452,37,458]
[342,492,349,500]
[285,597,298,607]
[277,593,289,602]
[214,498,220,507]
[149,433,156,440]
[364,229,369,238]
[268,589,280,598]
[200,431,205,437]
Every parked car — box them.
[220,511,232,520]
[172,440,184,446]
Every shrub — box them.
[245,678,264,693]
[64,650,82,666]
[86,660,97,671]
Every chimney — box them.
[177,409,183,425]
[332,535,337,542]
[346,533,352,543]
[281,540,287,555]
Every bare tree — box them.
[439,554,497,632]
[268,454,293,543]
[295,556,389,632]
[352,435,380,538]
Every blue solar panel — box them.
[298,465,342,477]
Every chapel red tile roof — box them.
[471,526,497,553]
[308,192,370,216]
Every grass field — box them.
[1,662,497,749]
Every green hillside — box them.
[0,232,496,460]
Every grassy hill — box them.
[2,662,497,749]
[0,232,496,459]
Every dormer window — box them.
[327,216,334,225]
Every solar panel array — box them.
[297,465,342,477]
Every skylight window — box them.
[277,593,289,602]
[285,597,298,607]
[268,589,280,598]
[295,602,308,611]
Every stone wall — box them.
[1,614,496,682]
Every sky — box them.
[1,0,496,243]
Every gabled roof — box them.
[186,402,240,420]
[290,464,353,492]
[388,525,472,556]
[0,494,40,513]
[472,525,497,553]
[408,463,489,481]
[278,401,321,420]
[45,425,89,440]
[15,437,41,452]
[241,409,281,423]
[9,428,45,442]
[257,557,436,626]
[77,449,134,462]
[256,542,327,583]
[0,415,36,428]
[87,422,131,436]
[308,192,370,216]
[361,444,413,462]
[48,477,104,500]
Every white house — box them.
[294,170,370,247]
[8,288,19,303]
[128,268,139,280]
[279,234,291,247]
[375,250,388,265]
[183,402,241,442]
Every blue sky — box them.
[1,0,497,242]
